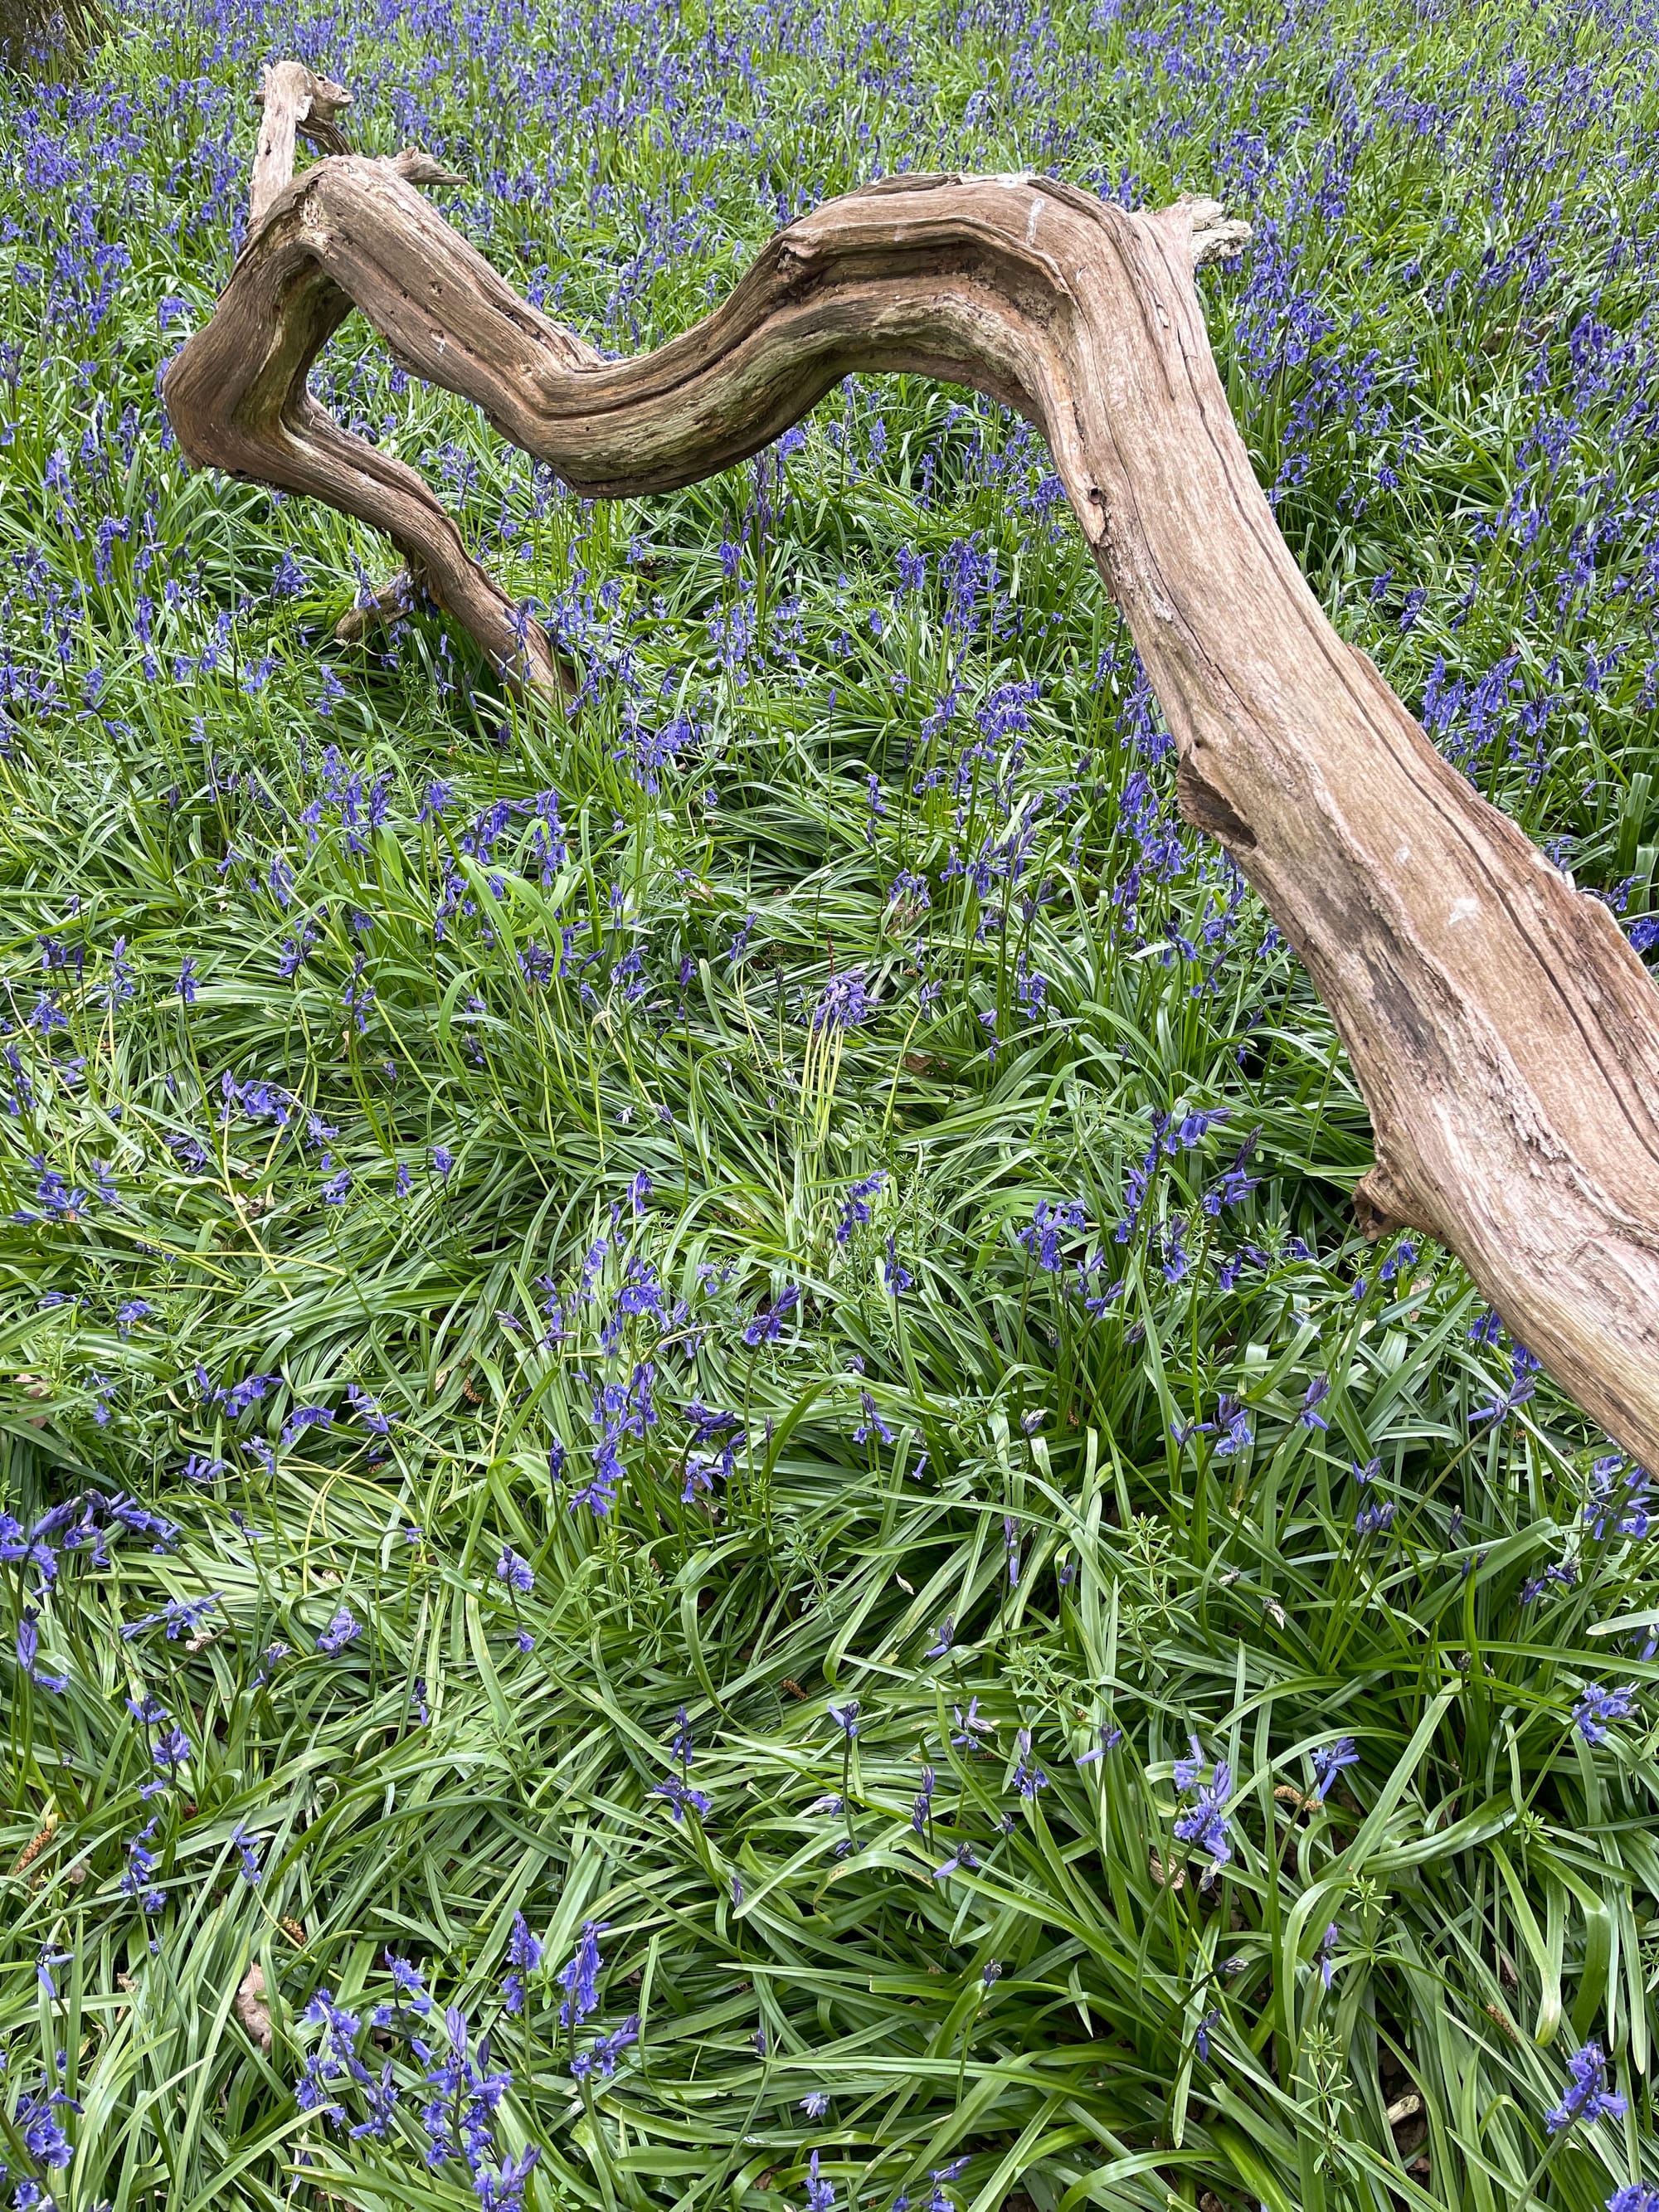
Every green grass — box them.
[3,0,1659,2206]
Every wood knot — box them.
[1353,1161,1425,1241]
[1175,756,1256,850]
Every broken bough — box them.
[164,63,1659,1464]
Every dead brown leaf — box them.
[236,1963,273,2052]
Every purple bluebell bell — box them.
[1170,1735,1233,1871]
[1546,2040,1627,2132]
[836,1170,886,1243]
[17,1610,66,1692]
[572,2016,639,2082]
[316,1607,361,1656]
[652,1773,713,1821]
[1308,1738,1359,1801]
[495,1546,534,1595]
[1574,1683,1637,1744]
[501,1912,542,2015]
[556,1921,609,2027]
[742,1285,800,1345]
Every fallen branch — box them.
[164,66,1659,1463]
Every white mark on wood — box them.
[1447,897,1481,927]
[1395,843,1411,865]
[1025,200,1041,247]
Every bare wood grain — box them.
[163,86,1659,1462]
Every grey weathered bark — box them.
[163,64,1659,1466]
[0,0,102,73]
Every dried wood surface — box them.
[164,65,1659,1463]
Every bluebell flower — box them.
[912,1765,936,1835]
[1078,1719,1124,1764]
[827,1699,859,1741]
[670,1705,695,1771]
[282,1404,333,1447]
[812,972,872,1029]
[175,959,198,1004]
[1170,1736,1233,1872]
[17,1609,66,1692]
[121,1817,164,1913]
[1546,2040,1627,2132]
[1378,1239,1417,1283]
[1213,1396,1253,1456]
[836,1170,886,1243]
[495,1546,534,1595]
[346,1383,393,1433]
[651,1774,713,1822]
[804,2148,835,2210]
[316,1607,361,1656]
[928,2156,970,2210]
[853,1392,893,1445]
[36,1943,71,1998]
[1316,1921,1340,1990]
[572,2016,638,2082]
[883,1235,913,1293]
[1010,1728,1048,1797]
[347,2061,400,2142]
[231,1825,261,1884]
[383,1953,431,2015]
[1309,1737,1360,1801]
[1019,1198,1085,1272]
[923,1619,954,1659]
[151,1724,192,1770]
[799,2092,829,2119]
[120,1592,219,1643]
[1298,1376,1331,1429]
[1573,1683,1637,1744]
[742,1285,800,1345]
[501,1912,543,2015]
[556,1921,609,2027]
[1472,1344,1541,1426]
[951,1698,993,1748]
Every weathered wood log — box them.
[251,61,353,231]
[163,66,1659,1465]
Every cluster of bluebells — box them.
[293,1960,540,2208]
[1170,1735,1233,1874]
[1545,2040,1627,2134]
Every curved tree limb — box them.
[164,66,1659,1463]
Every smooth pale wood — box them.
[163,90,1659,1463]
[250,62,353,231]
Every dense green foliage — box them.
[4,0,1659,2207]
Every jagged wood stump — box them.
[164,64,1659,1466]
